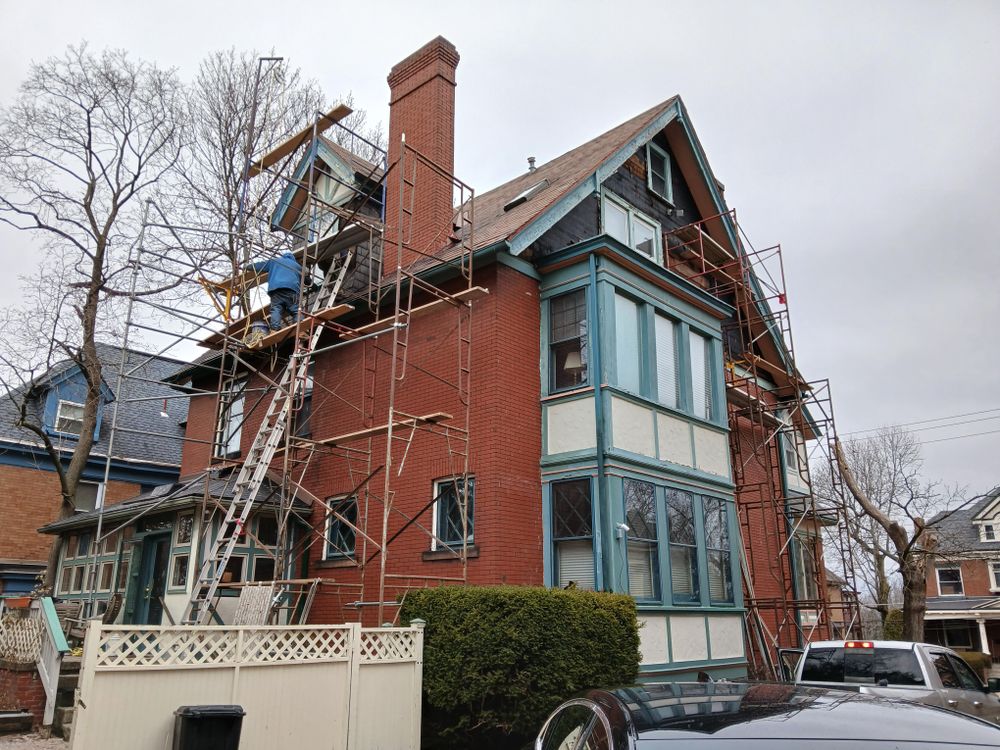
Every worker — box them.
[248,251,304,331]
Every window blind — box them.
[670,546,694,596]
[614,294,641,393]
[628,541,657,599]
[655,315,679,408]
[557,540,595,590]
[689,332,712,420]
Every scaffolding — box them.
[84,79,481,627]
[664,211,862,678]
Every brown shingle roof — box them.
[458,97,677,254]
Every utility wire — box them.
[918,428,1000,446]
[841,407,1000,437]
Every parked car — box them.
[535,681,1000,749]
[781,639,1000,725]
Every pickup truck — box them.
[782,639,1000,725]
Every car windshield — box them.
[801,647,924,686]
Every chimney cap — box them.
[527,156,536,172]
[388,36,460,88]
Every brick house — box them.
[925,486,1000,677]
[38,37,835,679]
[0,345,187,595]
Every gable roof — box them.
[930,487,1000,554]
[0,343,190,467]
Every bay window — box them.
[549,290,588,392]
[552,479,595,590]
[667,489,699,603]
[624,479,658,600]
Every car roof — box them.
[587,682,1000,743]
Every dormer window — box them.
[985,523,997,542]
[55,400,85,436]
[646,143,673,204]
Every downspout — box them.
[589,253,607,591]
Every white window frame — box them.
[990,561,1000,592]
[74,481,104,514]
[601,193,662,262]
[646,142,674,204]
[980,522,998,542]
[215,376,247,458]
[55,399,86,436]
[431,476,475,551]
[936,566,964,597]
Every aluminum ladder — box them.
[182,254,353,625]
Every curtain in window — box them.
[704,497,733,603]
[553,479,594,590]
[689,332,713,420]
[625,479,658,599]
[614,295,641,393]
[667,490,698,602]
[655,315,679,408]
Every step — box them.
[58,671,80,691]
[54,705,73,731]
[0,711,33,735]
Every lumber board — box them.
[350,286,490,337]
[249,104,353,177]
[201,303,353,349]
[306,412,452,448]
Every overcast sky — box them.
[1,0,997,494]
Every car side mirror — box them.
[989,678,1000,693]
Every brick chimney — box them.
[385,36,460,271]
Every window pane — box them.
[557,539,594,590]
[949,655,984,690]
[614,294,641,393]
[625,480,656,540]
[216,377,247,457]
[631,216,657,258]
[75,483,100,512]
[670,546,697,599]
[176,515,193,545]
[689,332,713,420]
[326,497,358,558]
[874,649,924,686]
[648,147,670,200]
[655,316,679,409]
[550,290,588,391]
[625,479,658,600]
[222,556,244,584]
[60,567,72,595]
[56,401,85,435]
[937,568,963,595]
[707,550,732,603]
[603,198,629,245]
[253,556,276,582]
[256,515,278,547]
[667,491,695,545]
[932,653,961,688]
[553,479,593,539]
[703,498,729,549]
[436,477,475,546]
[170,555,189,588]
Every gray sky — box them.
[1,0,997,494]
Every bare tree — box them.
[0,44,185,585]
[830,427,982,640]
[176,50,384,316]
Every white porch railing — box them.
[31,598,70,726]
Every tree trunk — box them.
[900,553,927,641]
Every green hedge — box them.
[400,585,640,749]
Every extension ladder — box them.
[182,253,353,625]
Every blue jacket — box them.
[249,252,303,294]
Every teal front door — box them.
[133,532,170,625]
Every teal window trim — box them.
[550,476,597,590]
[646,142,674,205]
[545,287,591,395]
[622,477,661,602]
[600,190,662,263]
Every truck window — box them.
[932,653,961,688]
[801,647,924,685]
[947,654,984,691]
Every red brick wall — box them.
[0,662,46,726]
[181,262,544,624]
[926,557,994,597]
[384,37,459,270]
[0,464,138,564]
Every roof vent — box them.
[503,179,548,212]
[527,156,536,172]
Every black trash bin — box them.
[172,705,245,750]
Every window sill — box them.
[316,557,358,569]
[422,545,479,562]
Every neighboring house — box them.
[824,571,861,639]
[160,36,836,680]
[925,486,1000,677]
[0,345,187,594]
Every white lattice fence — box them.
[0,611,43,663]
[72,621,424,750]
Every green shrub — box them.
[883,609,903,640]
[957,650,993,680]
[400,585,640,749]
